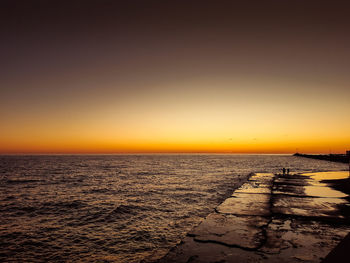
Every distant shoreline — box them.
[294,153,349,164]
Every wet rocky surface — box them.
[157,172,350,263]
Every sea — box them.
[0,154,347,262]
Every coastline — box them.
[2,155,348,262]
[157,171,350,263]
[141,172,253,263]
[294,153,349,164]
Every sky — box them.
[1,0,349,154]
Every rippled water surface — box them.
[0,155,347,262]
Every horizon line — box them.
[0,152,342,155]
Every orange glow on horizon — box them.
[1,78,349,154]
[1,135,349,154]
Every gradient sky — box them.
[1,0,349,154]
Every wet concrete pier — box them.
[158,172,350,263]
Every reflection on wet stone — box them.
[189,213,269,249]
[217,194,271,216]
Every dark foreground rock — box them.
[158,172,350,263]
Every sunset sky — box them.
[1,0,349,154]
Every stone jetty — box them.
[294,153,349,164]
[158,172,350,263]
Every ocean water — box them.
[0,154,347,262]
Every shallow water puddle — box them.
[302,171,349,181]
[301,171,349,198]
[304,185,347,198]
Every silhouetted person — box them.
[287,168,290,175]
[283,168,286,176]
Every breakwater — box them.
[294,153,349,164]
[158,171,350,263]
